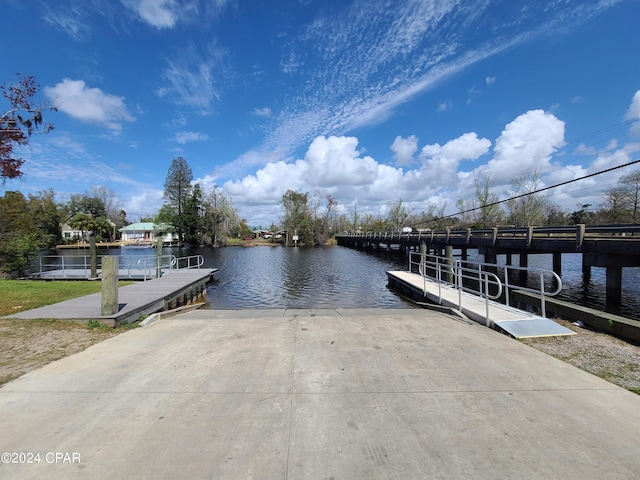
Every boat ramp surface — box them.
[1,308,639,479]
[5,269,217,325]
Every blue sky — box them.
[1,0,639,227]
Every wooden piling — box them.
[101,256,119,315]
[90,235,97,279]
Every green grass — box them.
[0,279,133,317]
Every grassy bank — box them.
[0,279,137,386]
[0,279,132,317]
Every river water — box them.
[54,245,640,318]
[171,245,414,309]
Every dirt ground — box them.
[0,316,638,393]
[521,318,640,392]
[0,319,128,386]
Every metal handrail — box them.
[411,254,502,324]
[173,255,205,271]
[409,252,561,320]
[136,255,176,280]
[33,254,206,279]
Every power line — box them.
[432,158,640,223]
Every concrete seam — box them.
[284,315,299,480]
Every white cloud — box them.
[44,79,135,130]
[175,131,209,144]
[304,136,379,187]
[486,110,565,184]
[419,132,491,187]
[391,135,419,166]
[625,90,640,137]
[123,189,165,219]
[121,0,184,29]
[625,91,640,120]
[256,1,619,165]
[253,107,272,117]
[156,42,228,115]
[437,101,451,112]
[41,3,91,40]
[222,135,406,225]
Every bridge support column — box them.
[519,253,528,268]
[484,249,497,264]
[582,255,591,282]
[552,252,562,276]
[445,246,453,283]
[606,266,622,307]
[505,252,512,266]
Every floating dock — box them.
[387,270,575,339]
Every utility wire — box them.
[429,158,640,224]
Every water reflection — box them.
[175,245,414,309]
[49,245,640,317]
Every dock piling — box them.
[101,256,119,315]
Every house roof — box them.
[119,222,156,232]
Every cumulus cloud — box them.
[304,136,379,187]
[486,110,565,183]
[625,91,640,119]
[44,79,135,130]
[625,90,640,137]
[391,135,419,166]
[222,135,407,225]
[124,189,165,219]
[419,132,491,187]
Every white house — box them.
[119,222,179,245]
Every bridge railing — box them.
[408,252,562,319]
[338,223,640,246]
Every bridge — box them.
[336,224,640,309]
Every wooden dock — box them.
[387,270,575,338]
[5,269,218,326]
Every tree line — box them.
[452,170,640,229]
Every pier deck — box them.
[4,269,217,325]
[387,270,575,338]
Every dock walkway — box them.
[387,270,575,338]
[4,269,217,325]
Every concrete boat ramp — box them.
[1,308,639,479]
[5,269,217,325]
